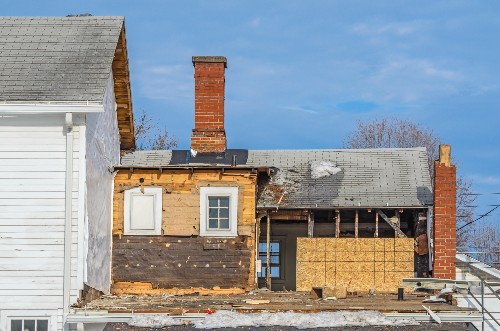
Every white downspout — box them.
[63,112,74,330]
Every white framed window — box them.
[124,187,162,235]
[9,318,49,331]
[200,186,238,237]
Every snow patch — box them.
[128,314,184,328]
[191,311,418,329]
[311,160,341,179]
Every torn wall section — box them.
[112,169,257,294]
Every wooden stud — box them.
[375,212,379,238]
[266,213,271,290]
[336,210,340,238]
[395,210,400,238]
[355,210,359,238]
[307,211,314,238]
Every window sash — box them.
[207,196,230,230]
[10,319,48,331]
[258,241,281,278]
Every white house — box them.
[0,16,135,331]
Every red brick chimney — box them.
[433,144,457,279]
[191,56,227,154]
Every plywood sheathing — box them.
[113,169,257,292]
[112,25,135,150]
[297,238,414,293]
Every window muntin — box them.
[258,241,281,278]
[208,196,230,229]
[11,319,48,331]
[200,187,238,237]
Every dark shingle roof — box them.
[0,16,123,102]
[120,148,433,209]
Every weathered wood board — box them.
[297,238,414,292]
[113,235,252,291]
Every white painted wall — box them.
[0,113,83,331]
[84,73,120,294]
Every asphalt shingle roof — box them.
[120,148,433,209]
[0,16,123,102]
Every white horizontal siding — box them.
[0,114,83,324]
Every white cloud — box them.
[364,57,463,103]
[352,20,427,37]
[250,17,261,28]
[280,105,319,115]
[471,175,500,186]
[135,63,192,101]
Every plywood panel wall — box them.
[296,238,414,292]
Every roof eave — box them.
[0,102,104,114]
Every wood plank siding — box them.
[0,114,82,324]
[112,169,257,293]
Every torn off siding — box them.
[85,72,121,294]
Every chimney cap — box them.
[438,144,451,166]
[192,56,227,68]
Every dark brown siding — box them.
[113,235,252,289]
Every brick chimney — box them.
[433,144,457,279]
[190,56,227,154]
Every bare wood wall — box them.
[297,238,414,292]
[112,169,257,292]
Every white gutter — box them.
[0,102,103,114]
[63,113,74,331]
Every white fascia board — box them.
[0,103,104,114]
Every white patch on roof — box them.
[193,311,417,329]
[310,160,341,179]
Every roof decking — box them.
[120,148,433,209]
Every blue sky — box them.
[4,1,500,220]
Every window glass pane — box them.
[258,243,266,251]
[37,320,48,331]
[219,197,229,207]
[24,320,35,331]
[270,255,279,263]
[208,219,218,229]
[219,208,229,218]
[270,242,280,252]
[219,219,229,229]
[270,266,280,277]
[11,320,22,331]
[130,194,155,230]
[208,197,218,207]
[209,208,218,218]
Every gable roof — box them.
[0,16,135,149]
[120,147,433,209]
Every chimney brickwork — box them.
[433,144,457,280]
[191,56,227,153]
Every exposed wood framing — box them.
[355,210,359,238]
[112,25,135,150]
[268,209,309,221]
[376,209,406,238]
[335,210,340,238]
[307,211,314,238]
[266,213,271,290]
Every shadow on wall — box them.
[417,186,433,206]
